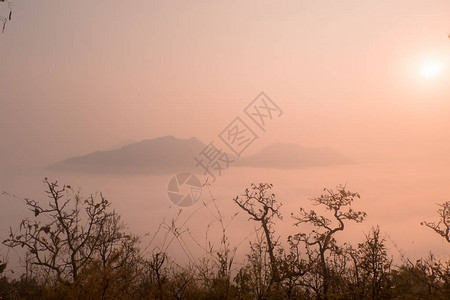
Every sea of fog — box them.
[1,161,449,271]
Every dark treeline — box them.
[0,179,449,299]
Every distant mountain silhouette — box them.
[50,137,354,174]
[50,136,206,175]
[237,143,354,169]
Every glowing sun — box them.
[421,61,442,79]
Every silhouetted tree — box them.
[2,180,450,299]
[3,178,133,287]
[390,253,450,299]
[357,226,392,299]
[421,200,450,243]
[233,183,283,295]
[290,184,366,299]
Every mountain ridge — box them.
[50,136,354,174]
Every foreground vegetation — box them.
[1,179,449,299]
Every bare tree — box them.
[233,183,282,290]
[3,178,129,285]
[291,184,366,299]
[357,226,392,300]
[421,201,450,243]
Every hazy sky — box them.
[1,0,450,170]
[1,1,450,268]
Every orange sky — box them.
[1,0,450,169]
